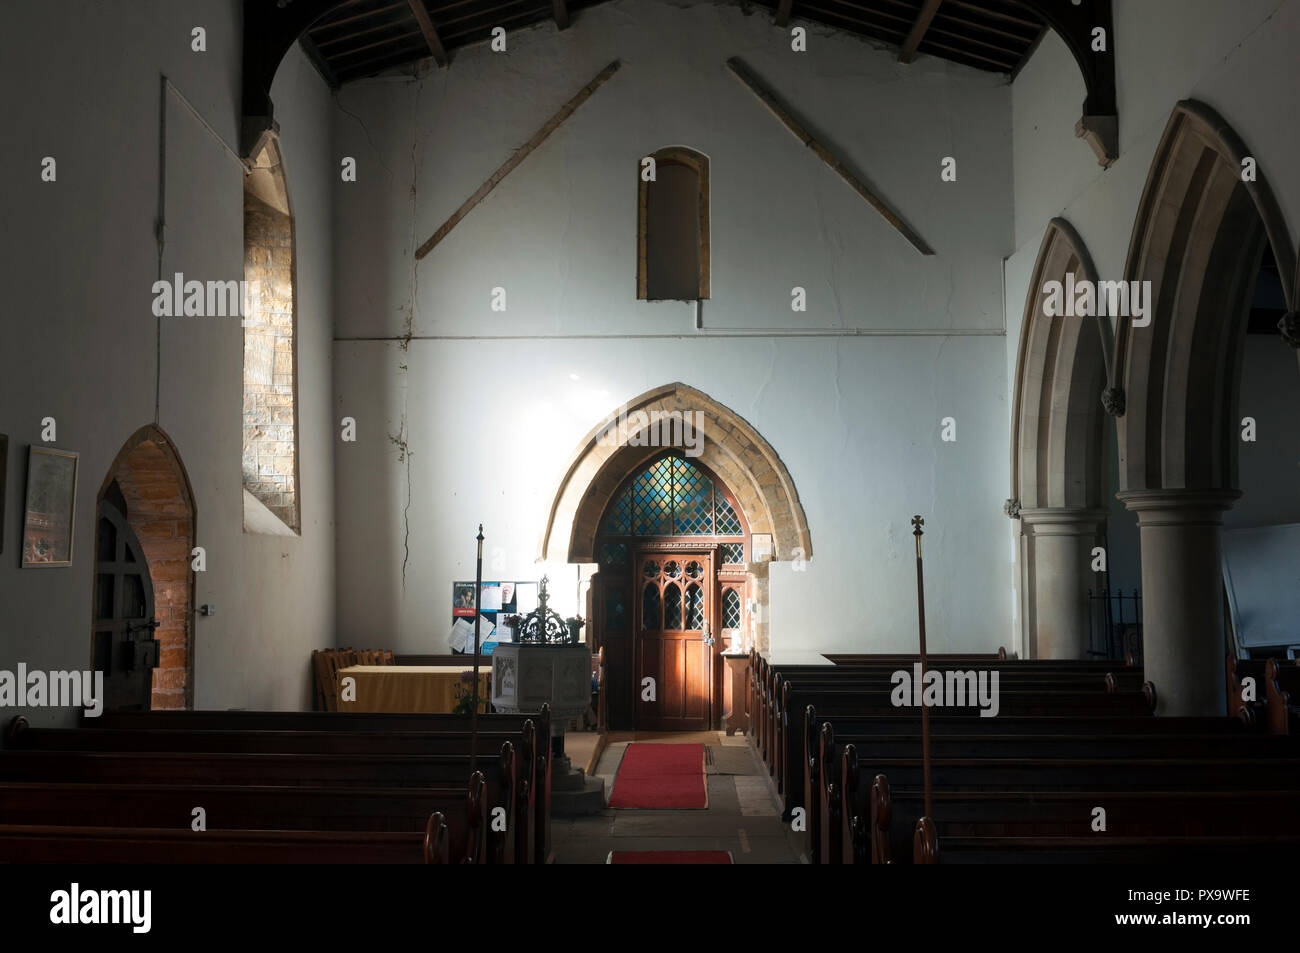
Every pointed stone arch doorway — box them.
[539,383,811,730]
[93,425,197,710]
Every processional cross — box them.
[911,514,932,821]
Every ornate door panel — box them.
[91,485,161,711]
[635,551,713,731]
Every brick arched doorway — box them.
[95,426,196,710]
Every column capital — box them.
[1017,507,1109,535]
[1115,488,1240,526]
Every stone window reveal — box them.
[241,139,299,534]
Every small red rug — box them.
[608,743,707,809]
[608,850,733,864]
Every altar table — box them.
[337,665,491,713]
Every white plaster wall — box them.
[1006,0,1300,625]
[0,1,335,725]
[332,0,1016,654]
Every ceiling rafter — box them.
[900,0,943,63]
[406,0,449,67]
[249,1,1106,170]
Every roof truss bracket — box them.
[241,0,351,160]
[1016,0,1119,168]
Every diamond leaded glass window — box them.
[715,494,742,536]
[723,588,741,630]
[599,456,745,539]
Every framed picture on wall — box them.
[22,446,78,568]
[0,434,7,554]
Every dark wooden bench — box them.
[63,708,552,863]
[0,814,452,864]
[754,661,1149,785]
[0,747,499,863]
[768,669,1145,776]
[747,651,1013,760]
[863,776,1300,864]
[913,827,1300,863]
[799,710,1244,861]
[777,683,1155,808]
[816,712,1284,863]
[1228,656,1299,734]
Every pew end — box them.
[464,771,487,864]
[870,772,892,865]
[1265,659,1294,736]
[913,816,938,865]
[424,812,450,864]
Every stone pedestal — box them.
[491,643,604,815]
[491,643,592,734]
[1117,489,1239,716]
[1019,507,1108,659]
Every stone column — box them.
[1116,489,1240,716]
[1019,508,1108,659]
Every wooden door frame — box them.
[91,490,159,711]
[632,542,719,731]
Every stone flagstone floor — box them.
[551,732,804,864]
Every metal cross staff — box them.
[912,514,932,821]
[470,524,484,774]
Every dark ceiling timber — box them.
[242,0,1116,164]
[407,0,450,66]
[899,0,943,64]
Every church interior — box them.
[1,0,1299,882]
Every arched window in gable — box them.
[638,147,709,301]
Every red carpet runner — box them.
[608,851,733,864]
[608,743,707,809]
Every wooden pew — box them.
[810,713,1246,864]
[758,661,1148,788]
[863,774,1300,864]
[821,723,1291,864]
[77,708,552,864]
[779,681,1155,808]
[0,780,473,843]
[913,826,1300,863]
[747,651,1011,760]
[0,812,451,864]
[8,716,532,864]
[0,748,496,863]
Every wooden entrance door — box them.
[635,551,713,730]
[91,483,161,711]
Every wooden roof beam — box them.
[553,0,570,30]
[899,0,942,63]
[416,60,622,259]
[406,0,448,67]
[776,0,794,27]
[726,57,934,256]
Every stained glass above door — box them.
[599,456,745,539]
